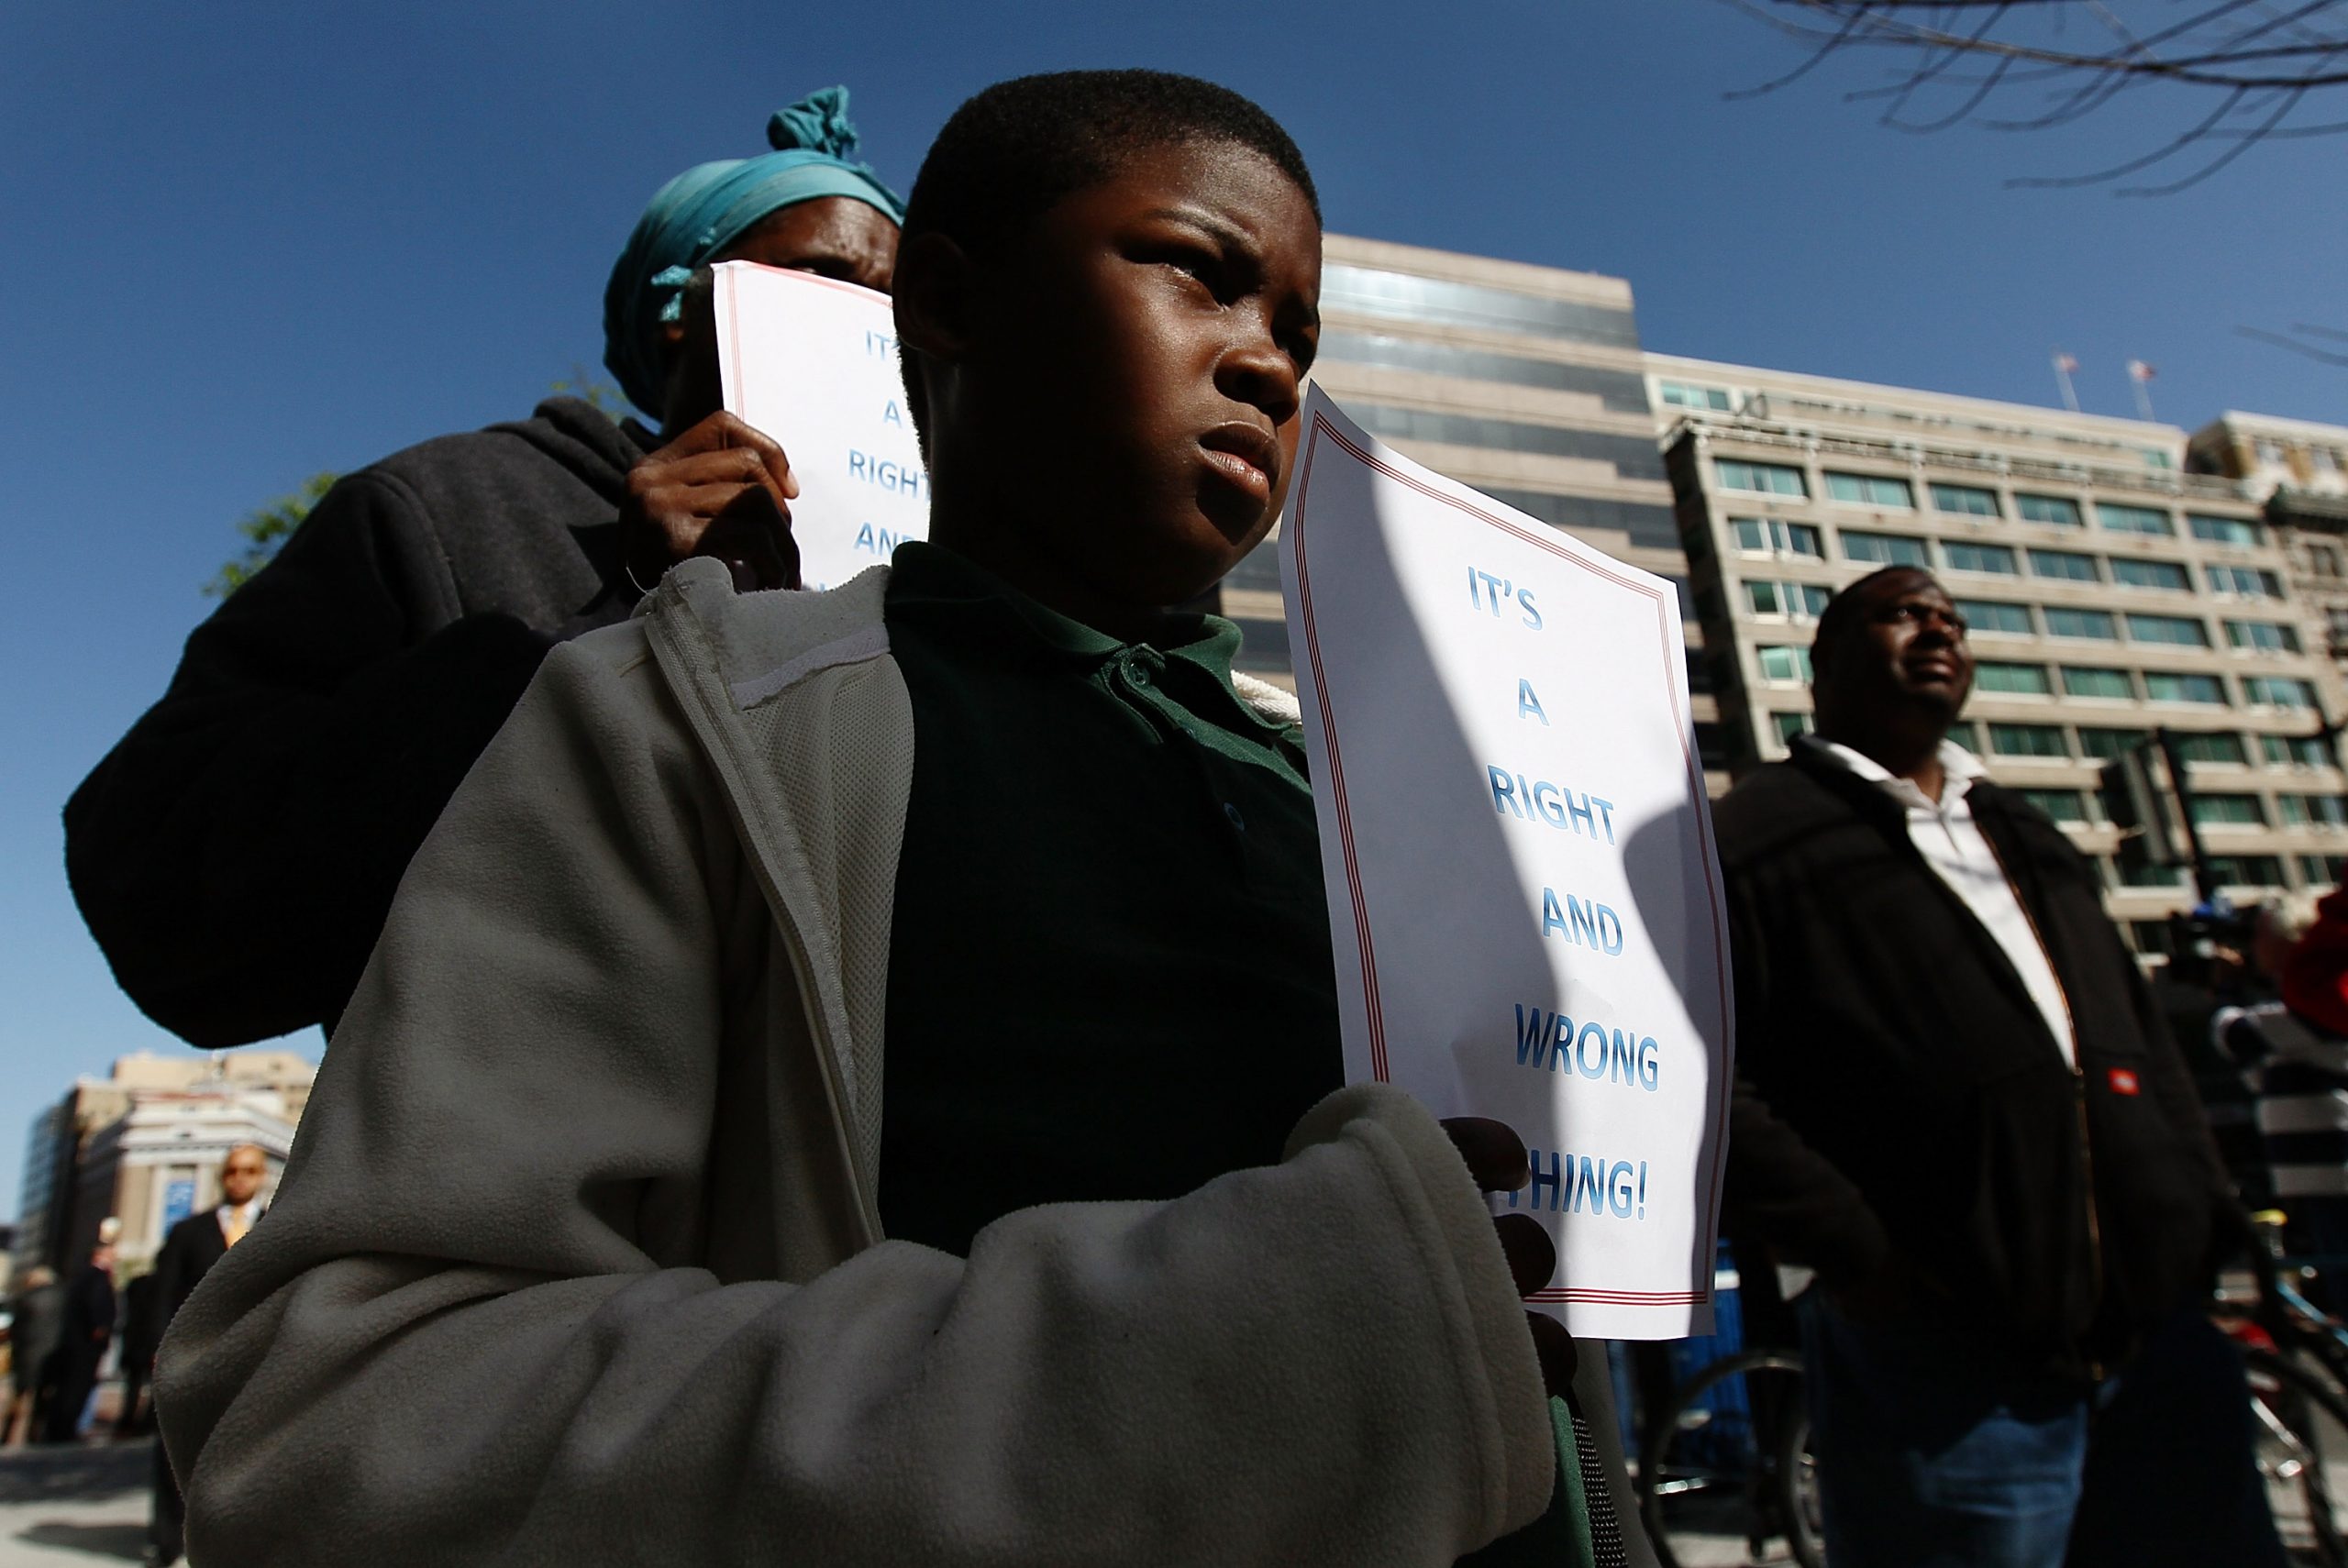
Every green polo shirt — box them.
[877,541,1343,1256]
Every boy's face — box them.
[968,139,1322,610]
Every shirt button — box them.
[1224,802,1246,832]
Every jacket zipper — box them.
[645,580,883,1251]
[1976,817,2106,1365]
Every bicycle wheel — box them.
[1639,1350,1813,1568]
[1769,1394,1827,1568]
[2244,1347,2348,1567]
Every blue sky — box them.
[2,0,2342,1218]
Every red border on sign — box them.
[1288,408,1734,1314]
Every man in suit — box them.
[147,1144,269,1565]
[43,1244,116,1442]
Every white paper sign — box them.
[1280,388,1733,1339]
[713,260,929,591]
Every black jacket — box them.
[152,1208,240,1342]
[65,400,649,1046]
[1718,737,2234,1373]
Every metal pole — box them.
[2154,726,2217,902]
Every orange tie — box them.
[222,1209,249,1248]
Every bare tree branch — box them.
[1723,0,2348,188]
[2237,325,2348,365]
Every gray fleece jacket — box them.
[158,558,1649,1566]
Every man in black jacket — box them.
[1718,566,2271,1567]
[42,1244,116,1443]
[145,1143,271,1566]
[64,93,903,1047]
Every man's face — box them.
[966,139,1322,608]
[220,1147,267,1207]
[661,196,902,431]
[1820,571,1973,725]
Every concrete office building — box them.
[2190,412,2348,683]
[15,1050,312,1279]
[1654,354,2347,947]
[1219,236,1703,746]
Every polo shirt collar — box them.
[886,541,1284,737]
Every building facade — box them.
[2190,411,2348,685]
[1656,354,2348,947]
[15,1050,313,1280]
[1220,236,1707,753]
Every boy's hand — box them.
[1441,1117,1578,1400]
[620,412,802,594]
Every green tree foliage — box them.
[205,473,338,599]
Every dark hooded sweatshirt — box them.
[65,398,649,1047]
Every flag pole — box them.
[2052,351,2079,413]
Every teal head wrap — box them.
[603,87,905,416]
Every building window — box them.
[1772,711,1812,744]
[2277,795,2348,829]
[1825,471,1915,508]
[1948,721,1981,755]
[2079,725,2151,760]
[2265,734,2333,768]
[2172,731,2249,766]
[2208,565,2284,599]
[1660,381,1733,412]
[2043,607,2120,641]
[1731,517,1823,558]
[2022,788,2088,823]
[2143,671,2229,705]
[2015,493,2083,527]
[1717,459,1808,497]
[2189,514,2262,547]
[2309,545,2343,580]
[2206,854,2286,886]
[1989,722,2069,757]
[2225,620,2302,654]
[1975,661,2054,696]
[2299,854,2345,888]
[1943,542,2020,576]
[2098,502,2175,537]
[1758,645,1813,683]
[1958,600,2033,635]
[2110,558,2192,592]
[2125,613,2211,647]
[2245,675,2319,709]
[2129,918,2179,954]
[2330,607,2348,645]
[1745,580,1832,619]
[1841,531,1932,569]
[2061,666,2134,701]
[2192,794,2267,827]
[1931,482,2001,518]
[2029,548,2100,582]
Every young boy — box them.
[158,72,1634,1565]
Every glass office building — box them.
[1216,236,1706,764]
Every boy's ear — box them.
[892,232,980,363]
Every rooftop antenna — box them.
[2052,351,2079,414]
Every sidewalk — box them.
[0,1443,148,1566]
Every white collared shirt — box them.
[1814,737,2078,1070]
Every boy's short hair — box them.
[896,70,1320,449]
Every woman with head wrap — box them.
[65,90,903,1063]
[608,86,903,597]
